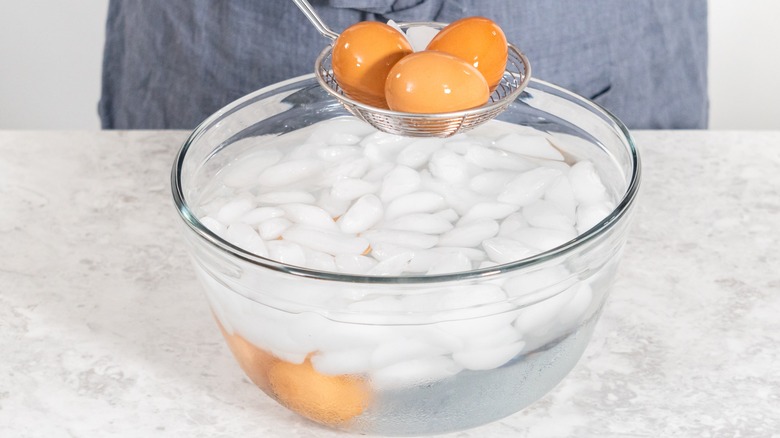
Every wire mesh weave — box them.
[315,42,531,138]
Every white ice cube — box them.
[384,191,446,220]
[200,216,226,236]
[523,200,575,232]
[497,167,562,206]
[544,175,577,221]
[380,165,422,202]
[405,25,440,52]
[464,145,535,172]
[469,170,517,196]
[217,197,255,224]
[255,190,316,205]
[282,225,370,255]
[238,206,285,225]
[280,203,338,231]
[338,194,384,234]
[576,200,615,233]
[384,213,454,234]
[266,240,306,266]
[370,356,461,389]
[568,160,609,204]
[428,149,474,184]
[316,145,362,162]
[362,229,439,249]
[509,227,577,252]
[437,219,499,247]
[482,237,535,264]
[330,178,378,201]
[311,348,373,375]
[257,217,293,240]
[494,133,564,161]
[427,252,473,274]
[256,159,324,187]
[224,223,268,257]
[397,138,444,169]
[335,254,378,274]
[221,149,282,188]
[458,202,519,225]
[499,213,529,236]
[453,341,525,371]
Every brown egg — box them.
[385,51,490,114]
[267,357,371,425]
[426,17,508,91]
[332,21,414,108]
[216,319,277,394]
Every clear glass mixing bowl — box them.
[171,74,640,436]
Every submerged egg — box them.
[426,17,508,91]
[332,21,413,108]
[385,51,490,114]
[268,357,371,425]
[217,320,277,394]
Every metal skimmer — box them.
[293,0,532,138]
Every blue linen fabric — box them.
[99,0,708,129]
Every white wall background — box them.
[0,0,778,130]
[0,0,108,129]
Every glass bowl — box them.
[171,74,640,436]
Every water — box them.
[353,314,601,436]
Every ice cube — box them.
[497,167,562,206]
[397,138,444,169]
[568,160,609,204]
[453,341,525,371]
[338,194,383,234]
[266,240,306,266]
[482,237,535,264]
[224,223,268,257]
[330,178,378,201]
[437,219,499,247]
[217,197,255,223]
[429,149,474,184]
[335,254,378,274]
[280,203,338,231]
[523,200,575,232]
[257,159,324,187]
[282,225,370,255]
[384,213,454,234]
[255,190,317,205]
[469,170,517,196]
[384,191,446,220]
[257,217,293,240]
[509,227,577,252]
[458,202,519,225]
[494,133,564,161]
[238,206,285,225]
[380,165,422,203]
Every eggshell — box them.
[385,51,490,114]
[267,357,371,425]
[332,21,413,108]
[426,17,508,90]
[217,319,277,394]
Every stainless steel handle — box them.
[292,0,339,41]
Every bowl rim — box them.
[171,74,641,284]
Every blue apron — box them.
[99,0,707,129]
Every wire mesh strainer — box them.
[293,0,531,138]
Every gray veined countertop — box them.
[0,130,778,437]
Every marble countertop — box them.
[0,130,778,437]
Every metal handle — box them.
[292,0,339,41]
